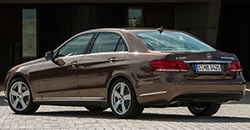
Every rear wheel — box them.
[109,78,143,119]
[85,106,108,112]
[8,77,40,114]
[188,103,220,116]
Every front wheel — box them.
[188,103,221,116]
[109,78,143,119]
[8,77,40,114]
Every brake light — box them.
[150,60,188,72]
[230,60,242,72]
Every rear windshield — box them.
[132,31,215,52]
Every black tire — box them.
[188,103,221,116]
[8,77,40,114]
[85,106,108,112]
[108,78,144,119]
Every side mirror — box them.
[45,51,54,60]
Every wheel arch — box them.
[6,74,31,95]
[7,73,40,114]
[8,73,29,85]
[106,74,144,118]
[107,75,136,103]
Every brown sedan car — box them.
[4,28,246,118]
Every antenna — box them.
[157,26,164,34]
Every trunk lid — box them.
[169,51,239,80]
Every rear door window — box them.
[90,32,128,53]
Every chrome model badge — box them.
[206,53,212,59]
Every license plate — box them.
[195,64,222,72]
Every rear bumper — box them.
[136,82,246,107]
[172,92,244,103]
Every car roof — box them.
[72,28,188,53]
[82,27,182,33]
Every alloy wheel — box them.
[9,81,31,111]
[111,82,132,115]
[8,78,40,114]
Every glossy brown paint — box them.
[4,58,45,99]
[114,51,246,106]
[4,28,246,109]
[38,55,83,98]
[78,52,128,98]
[173,51,236,80]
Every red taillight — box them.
[150,60,188,72]
[230,60,242,72]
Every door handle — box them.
[106,57,116,63]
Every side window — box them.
[57,33,94,58]
[90,32,127,53]
[115,38,128,52]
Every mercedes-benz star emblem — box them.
[206,53,212,59]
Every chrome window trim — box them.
[87,51,128,56]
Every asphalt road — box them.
[0,84,249,130]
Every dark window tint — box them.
[91,32,127,53]
[115,38,128,52]
[57,33,94,57]
[132,31,215,52]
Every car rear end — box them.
[150,51,246,104]
[130,29,246,106]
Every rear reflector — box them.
[150,60,188,72]
[230,60,243,72]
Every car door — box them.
[38,33,94,99]
[78,32,128,99]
